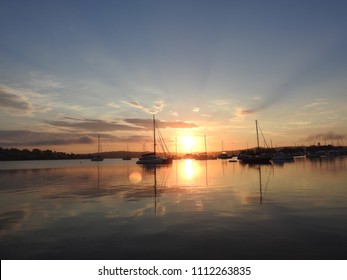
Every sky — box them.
[1,0,347,154]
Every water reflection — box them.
[1,158,347,259]
[175,159,206,186]
[259,166,263,204]
[183,159,195,180]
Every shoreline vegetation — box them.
[1,145,346,161]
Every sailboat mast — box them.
[175,137,178,156]
[256,120,260,149]
[153,115,156,156]
[98,135,100,155]
[204,134,207,156]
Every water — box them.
[1,157,347,260]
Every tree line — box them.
[0,147,90,161]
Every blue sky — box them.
[1,0,346,153]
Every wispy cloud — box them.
[193,107,200,112]
[302,99,327,109]
[123,99,165,114]
[287,120,312,127]
[0,85,31,113]
[107,102,121,109]
[28,77,63,90]
[43,116,198,133]
[230,107,250,121]
[45,118,142,132]
[0,130,94,146]
[214,99,229,106]
[124,118,198,129]
[0,84,51,115]
[0,130,150,147]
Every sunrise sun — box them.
[181,135,195,153]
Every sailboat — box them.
[136,115,173,165]
[194,134,217,160]
[238,120,273,164]
[217,140,232,159]
[91,135,104,161]
[122,145,132,160]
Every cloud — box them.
[107,102,120,109]
[193,107,200,112]
[0,84,51,115]
[214,100,229,106]
[154,100,164,109]
[239,109,253,114]
[0,85,32,113]
[230,107,249,121]
[303,100,327,109]
[123,99,165,114]
[125,101,142,108]
[288,121,311,126]
[45,118,142,132]
[124,118,198,129]
[0,130,150,147]
[0,130,94,146]
[29,78,63,90]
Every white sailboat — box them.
[136,115,172,165]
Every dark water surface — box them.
[1,157,347,260]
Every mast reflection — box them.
[258,165,263,204]
[256,164,272,204]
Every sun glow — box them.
[181,135,195,153]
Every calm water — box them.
[1,157,347,260]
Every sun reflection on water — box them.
[178,159,203,184]
[177,159,205,185]
[183,159,194,180]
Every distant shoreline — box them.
[1,145,346,161]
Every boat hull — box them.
[239,154,272,164]
[91,155,104,161]
[136,153,172,165]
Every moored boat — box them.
[271,152,294,161]
[217,151,232,159]
[91,135,104,161]
[136,115,172,165]
[122,145,132,160]
[239,120,273,164]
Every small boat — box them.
[122,155,132,160]
[239,153,272,164]
[194,135,217,160]
[217,141,232,159]
[217,151,232,159]
[194,153,217,160]
[228,157,238,162]
[91,135,104,161]
[136,115,172,165]
[122,145,132,160]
